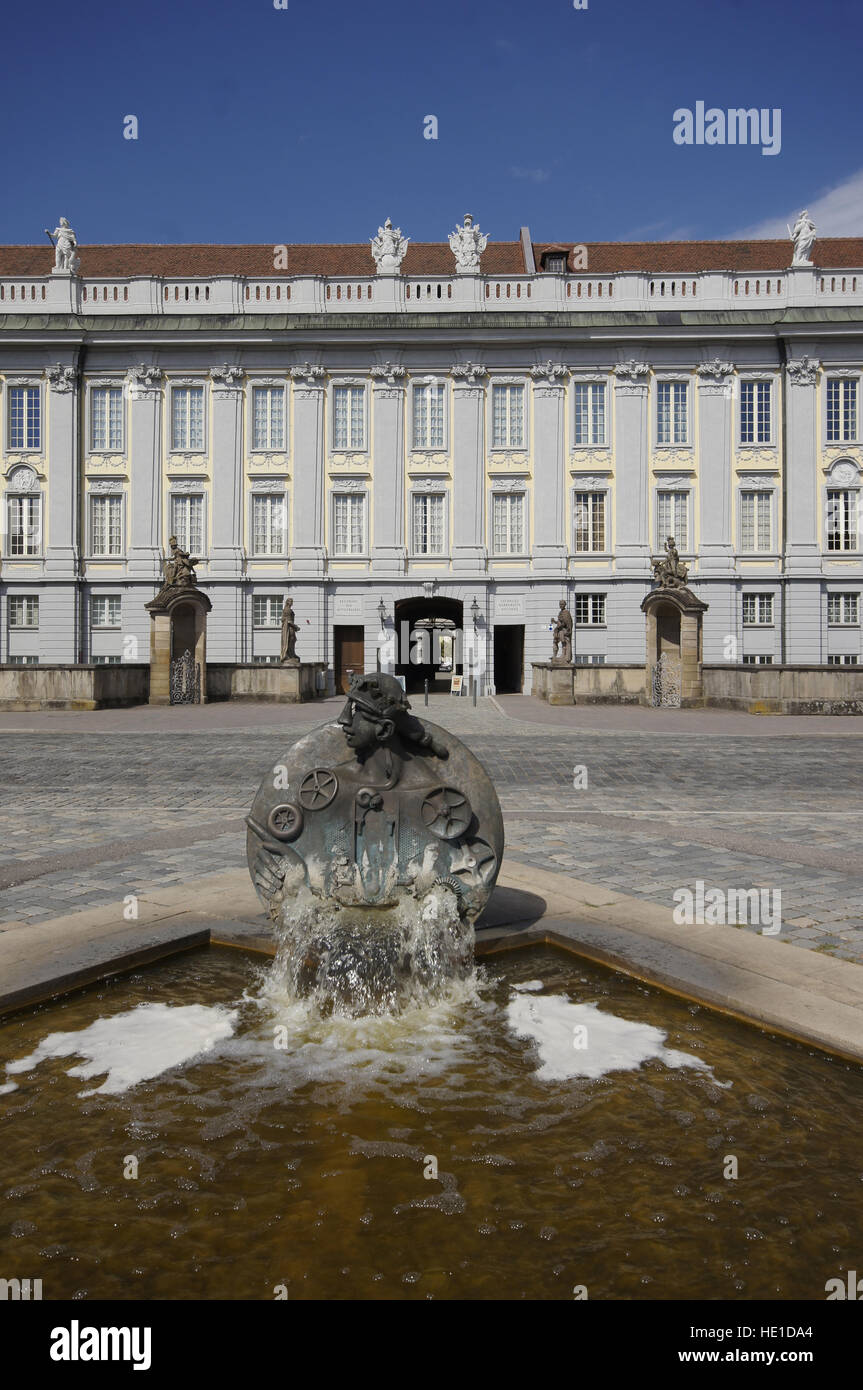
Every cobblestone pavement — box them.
[2,694,863,964]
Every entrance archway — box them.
[641,585,707,708]
[392,597,463,693]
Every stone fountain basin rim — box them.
[1,862,863,1069]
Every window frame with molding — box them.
[739,378,773,446]
[490,489,527,556]
[249,380,288,453]
[169,382,207,454]
[410,489,448,557]
[410,379,448,452]
[249,490,288,558]
[489,381,527,452]
[826,486,859,553]
[827,591,860,626]
[655,377,690,447]
[572,487,609,554]
[572,380,607,447]
[738,487,774,553]
[331,489,368,557]
[574,593,607,627]
[253,594,285,628]
[90,594,122,629]
[742,592,775,626]
[88,381,126,454]
[824,373,859,446]
[331,381,368,453]
[169,490,207,555]
[88,492,126,559]
[5,379,43,454]
[6,490,43,557]
[655,487,691,552]
[9,594,39,628]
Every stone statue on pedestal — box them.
[160,536,200,592]
[371,218,409,275]
[448,213,488,275]
[280,597,300,665]
[652,536,689,589]
[551,600,573,663]
[789,210,817,267]
[44,217,80,274]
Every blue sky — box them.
[1,0,861,247]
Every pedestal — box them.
[531,661,575,705]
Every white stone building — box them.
[1,215,862,694]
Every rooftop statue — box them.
[448,213,488,275]
[44,217,80,274]
[652,536,689,589]
[789,209,816,267]
[371,217,409,275]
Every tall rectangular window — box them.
[740,381,772,443]
[333,386,365,449]
[827,490,858,551]
[9,386,41,450]
[252,387,285,450]
[573,383,606,445]
[742,593,774,625]
[574,594,606,625]
[657,381,688,444]
[412,382,446,449]
[90,496,123,556]
[412,493,445,554]
[827,379,858,443]
[332,493,365,554]
[656,491,688,550]
[827,593,859,625]
[573,492,606,552]
[251,494,286,555]
[170,494,204,553]
[8,495,41,556]
[492,385,525,448]
[171,386,205,450]
[740,491,772,551]
[91,595,122,627]
[91,387,124,451]
[253,595,284,627]
[9,595,39,627]
[492,493,525,554]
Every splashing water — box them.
[260,884,474,1019]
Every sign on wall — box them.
[495,596,525,620]
[333,595,364,619]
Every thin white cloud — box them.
[510,166,550,184]
[735,168,863,238]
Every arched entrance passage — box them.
[655,602,681,662]
[171,603,197,662]
[641,584,707,708]
[393,596,464,693]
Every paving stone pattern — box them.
[1,696,862,964]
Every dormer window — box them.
[542,252,567,274]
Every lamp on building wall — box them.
[377,597,387,625]
[470,596,480,632]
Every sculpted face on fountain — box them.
[246,670,504,928]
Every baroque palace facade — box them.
[1,213,862,693]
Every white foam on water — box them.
[5,1002,238,1096]
[0,1081,18,1095]
[506,992,713,1082]
[512,980,544,993]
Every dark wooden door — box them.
[334,625,365,693]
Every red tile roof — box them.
[0,236,861,278]
[533,239,863,273]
